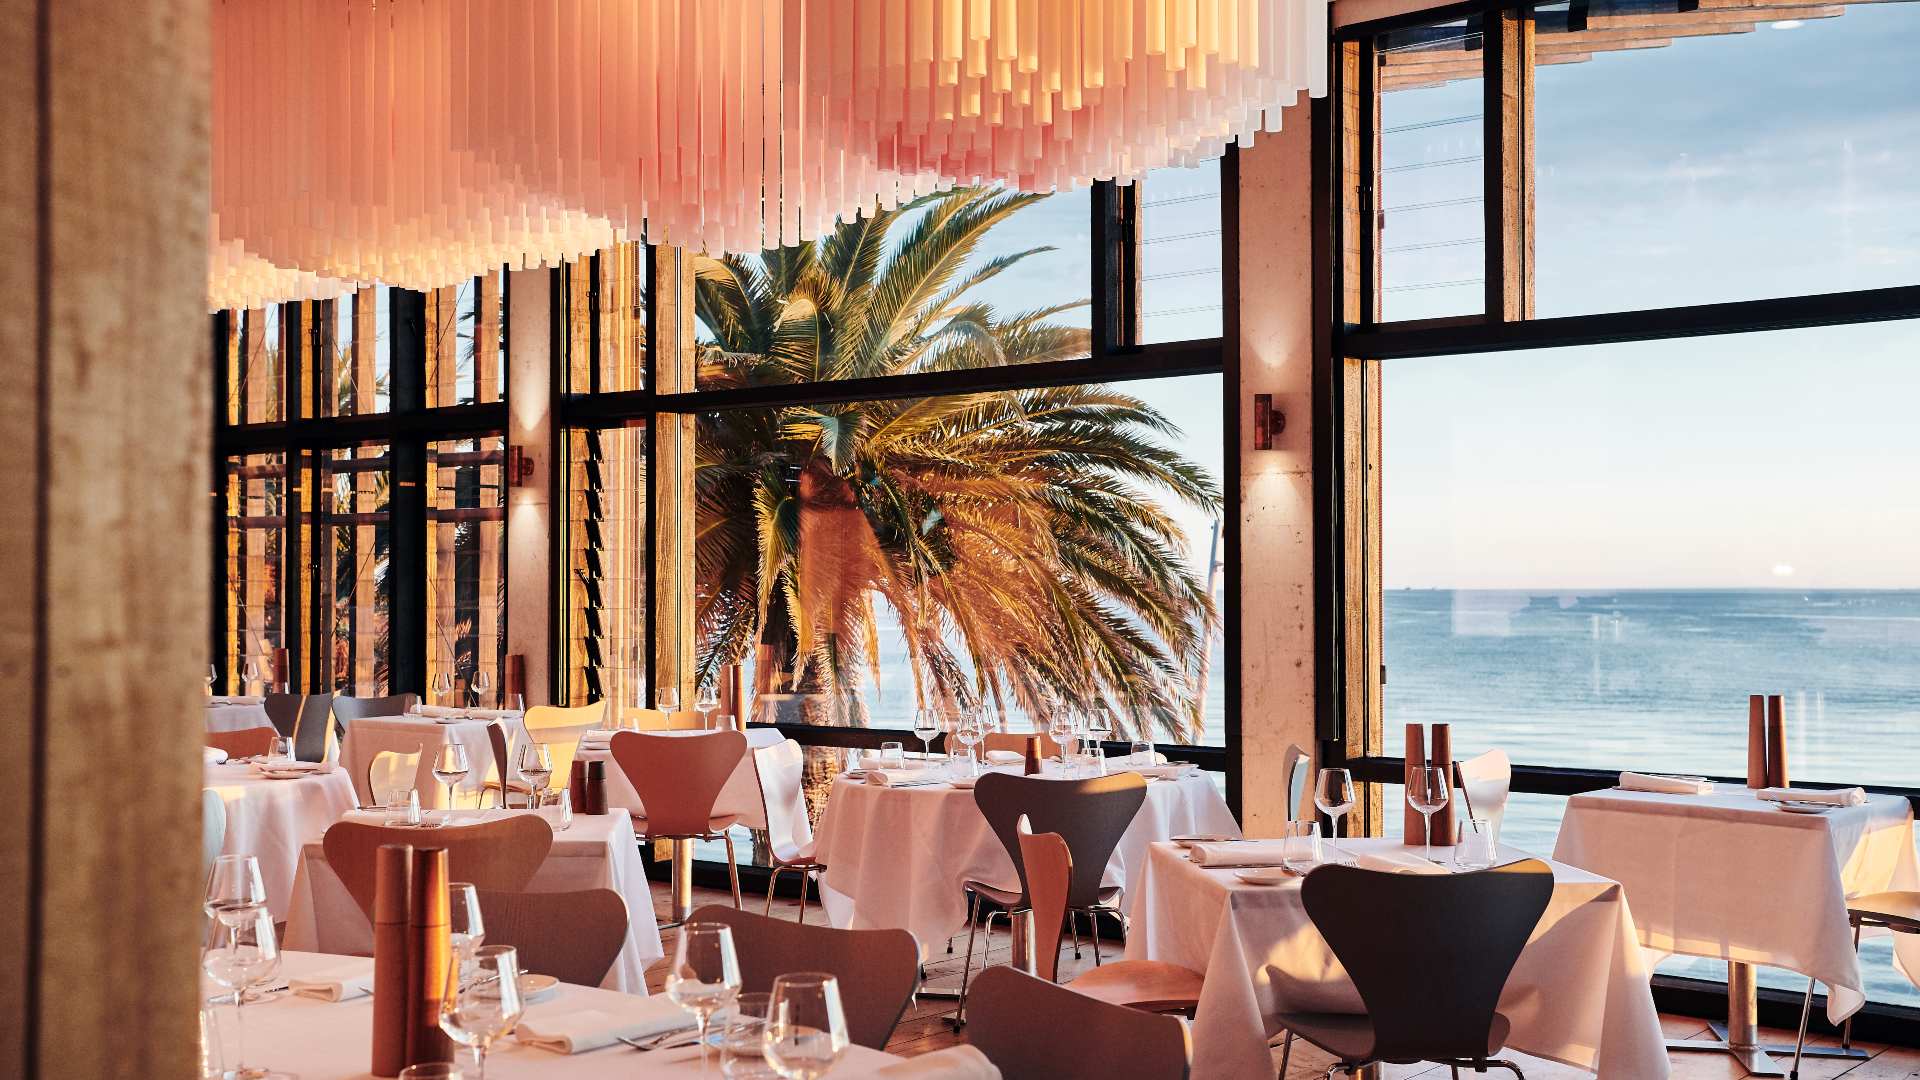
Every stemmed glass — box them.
[1084,715,1113,763]
[242,659,260,696]
[433,671,456,708]
[448,882,485,983]
[206,665,219,697]
[1315,768,1356,839]
[666,922,742,1071]
[432,743,471,820]
[516,743,553,809]
[952,711,984,776]
[440,944,524,1080]
[1047,714,1076,765]
[205,854,269,931]
[657,687,680,713]
[762,972,850,1080]
[912,708,940,760]
[202,908,286,1080]
[473,669,493,709]
[1406,763,1451,863]
[696,685,721,729]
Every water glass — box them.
[201,909,283,1079]
[1130,739,1155,766]
[719,993,779,1078]
[517,743,554,807]
[1081,746,1108,778]
[386,788,423,827]
[1314,768,1356,839]
[763,972,850,1080]
[714,712,737,732]
[540,788,573,832]
[205,854,269,927]
[267,736,294,764]
[879,741,905,769]
[448,882,485,980]
[666,923,742,1070]
[1281,820,1322,874]
[440,945,523,1080]
[1453,818,1498,871]
[198,1006,225,1079]
[398,1066,462,1080]
[945,740,975,779]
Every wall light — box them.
[505,446,535,487]
[1254,394,1288,450]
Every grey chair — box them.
[966,966,1192,1080]
[262,692,302,737]
[691,904,920,1050]
[1280,858,1554,1079]
[290,693,336,762]
[474,888,629,988]
[955,770,1148,1025]
[331,692,418,731]
[1280,743,1312,822]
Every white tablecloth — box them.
[814,765,1240,958]
[206,702,273,733]
[573,727,787,831]
[214,951,907,1079]
[340,713,531,808]
[1125,838,1668,1080]
[1554,786,1920,1024]
[281,808,664,993]
[203,762,359,918]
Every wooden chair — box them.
[523,701,607,798]
[206,727,276,760]
[1455,749,1511,842]
[617,707,705,731]
[609,730,748,911]
[473,888,628,987]
[691,905,919,1050]
[750,739,825,922]
[262,692,301,738]
[1279,743,1312,822]
[982,731,1064,759]
[478,720,537,808]
[1279,859,1554,1078]
[291,693,336,762]
[966,966,1192,1080]
[1017,817,1203,1013]
[365,747,423,804]
[322,815,556,919]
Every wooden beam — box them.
[1484,5,1536,322]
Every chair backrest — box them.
[690,904,919,1050]
[972,770,1147,908]
[752,739,813,863]
[609,730,746,835]
[202,789,229,870]
[292,694,336,762]
[1302,859,1553,1063]
[1015,817,1072,983]
[1455,749,1512,843]
[485,721,513,794]
[206,726,276,759]
[322,815,556,919]
[473,888,629,987]
[1280,743,1311,822]
[982,731,1063,759]
[366,747,423,802]
[332,693,418,724]
[262,692,301,737]
[620,707,673,731]
[525,701,607,787]
[967,966,1192,1080]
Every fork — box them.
[616,1027,700,1052]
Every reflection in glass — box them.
[225,451,287,688]
[313,443,390,694]
[428,436,506,706]
[428,271,505,407]
[1376,15,1485,321]
[1139,161,1225,343]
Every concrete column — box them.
[1236,115,1323,835]
[506,268,554,706]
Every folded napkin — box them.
[1131,762,1193,780]
[204,747,229,765]
[1759,786,1868,807]
[1352,849,1447,875]
[515,1000,692,1055]
[1187,840,1288,868]
[1618,772,1715,796]
[209,695,264,706]
[409,704,458,718]
[984,749,1024,765]
[579,729,616,746]
[874,1046,1003,1079]
[865,768,944,788]
[254,760,327,777]
[289,962,374,1002]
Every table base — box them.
[1664,963,1868,1078]
[927,911,1034,1005]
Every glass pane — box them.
[427,272,505,407]
[563,423,649,708]
[229,306,288,425]
[427,436,507,706]
[309,287,393,417]
[1376,16,1485,321]
[1534,0,1920,316]
[692,186,1092,390]
[1139,161,1225,343]
[225,451,287,690]
[563,244,648,394]
[313,443,391,695]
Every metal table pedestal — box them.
[1666,962,1868,1077]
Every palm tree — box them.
[692,188,1221,742]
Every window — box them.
[311,443,391,694]
[1139,161,1226,343]
[561,423,648,710]
[224,451,288,688]
[428,436,507,705]
[228,307,288,425]
[563,247,648,395]
[307,288,392,417]
[428,272,506,407]
[1376,14,1485,322]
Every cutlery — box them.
[616,1025,699,1052]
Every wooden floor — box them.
[651,886,1920,1078]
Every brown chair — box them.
[966,966,1192,1080]
[956,770,1148,1024]
[1017,817,1203,1013]
[473,888,628,987]
[617,707,706,731]
[982,731,1065,760]
[1279,859,1554,1078]
[478,720,536,808]
[365,747,423,804]
[691,905,919,1051]
[609,729,749,911]
[206,726,276,760]
[523,701,606,800]
[322,815,556,919]
[751,739,826,922]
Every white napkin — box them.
[866,768,944,788]
[874,1046,1003,1079]
[1618,772,1715,796]
[289,962,374,1002]
[210,695,264,706]
[409,704,457,718]
[204,747,229,765]
[579,729,616,747]
[984,749,1024,765]
[1130,762,1193,780]
[1188,840,1288,867]
[514,1000,692,1054]
[1759,786,1868,807]
[1352,849,1447,875]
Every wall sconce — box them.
[505,446,536,487]
[1253,394,1287,450]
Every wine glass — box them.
[432,743,471,820]
[1406,763,1451,863]
[432,671,456,708]
[952,710,984,776]
[696,685,721,729]
[473,669,494,709]
[206,664,219,697]
[912,708,940,759]
[202,909,285,1079]
[242,659,260,695]
[1085,715,1114,756]
[205,854,268,930]
[657,687,681,713]
[1046,714,1076,765]
[440,945,524,1080]
[666,923,742,1070]
[762,972,850,1080]
[1315,768,1356,839]
[516,743,553,808]
[448,882,485,982]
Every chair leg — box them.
[1276,1031,1292,1079]
[1070,910,1083,960]
[1792,975,1816,1080]
[796,869,809,925]
[951,893,982,1030]
[1089,910,1103,966]
[722,834,744,909]
[1484,1060,1526,1079]
[763,864,783,917]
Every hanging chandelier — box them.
[211,0,1329,310]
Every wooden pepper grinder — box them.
[1429,722,1457,844]
[370,843,413,1078]
[1746,695,1768,788]
[1023,734,1042,775]
[568,758,588,812]
[406,846,454,1067]
[1765,694,1789,788]
[584,760,609,815]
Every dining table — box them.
[813,760,1241,962]
[205,697,273,733]
[211,950,912,1079]
[340,709,531,808]
[203,759,359,918]
[281,807,665,994]
[1554,784,1920,1076]
[1124,837,1670,1080]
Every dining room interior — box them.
[5,0,1920,1078]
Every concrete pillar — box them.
[506,268,553,706]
